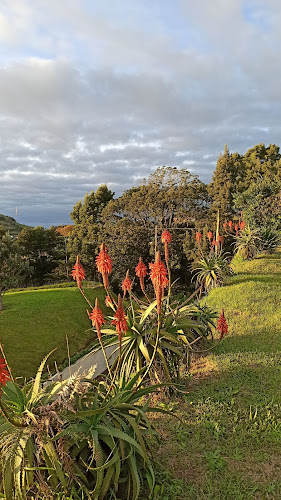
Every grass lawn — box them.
[154,251,281,499]
[0,283,108,379]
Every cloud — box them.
[0,0,280,225]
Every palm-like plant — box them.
[192,252,233,291]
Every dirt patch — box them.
[228,453,281,484]
[154,440,208,485]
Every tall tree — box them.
[68,185,114,279]
[208,145,245,222]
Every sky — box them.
[0,0,280,227]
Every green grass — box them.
[0,283,108,379]
[154,251,281,499]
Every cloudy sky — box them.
[0,0,280,226]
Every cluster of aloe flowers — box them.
[72,230,172,344]
[195,215,246,250]
[71,229,229,384]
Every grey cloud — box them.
[0,1,281,225]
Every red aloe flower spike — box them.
[88,298,105,340]
[240,220,246,230]
[234,223,239,235]
[207,231,213,242]
[96,243,112,289]
[196,232,202,244]
[149,251,168,314]
[0,355,10,394]
[111,294,128,342]
[135,257,147,295]
[223,222,227,230]
[71,255,86,288]
[161,230,172,263]
[216,308,228,340]
[122,270,132,297]
[212,239,218,247]
[228,220,233,230]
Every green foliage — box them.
[0,357,161,500]
[208,145,245,221]
[209,143,281,224]
[17,226,64,285]
[192,252,233,291]
[100,167,209,286]
[0,233,30,310]
[259,227,281,253]
[93,295,217,383]
[234,176,281,230]
[68,185,114,279]
[234,226,260,260]
[70,185,114,225]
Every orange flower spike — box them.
[96,243,112,289]
[149,251,168,314]
[88,298,105,340]
[216,308,228,340]
[71,255,86,288]
[195,232,202,244]
[207,231,213,242]
[228,220,233,230]
[111,294,128,342]
[122,270,132,297]
[161,230,172,263]
[240,220,246,230]
[234,223,239,235]
[135,257,147,294]
[0,355,10,393]
[223,222,227,230]
[212,239,218,247]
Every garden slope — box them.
[0,284,107,379]
[154,251,281,499]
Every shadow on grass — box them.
[229,274,281,285]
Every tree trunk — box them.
[0,293,3,312]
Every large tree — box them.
[208,143,281,224]
[100,167,209,289]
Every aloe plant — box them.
[192,252,233,291]
[0,355,162,500]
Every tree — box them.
[17,227,64,285]
[70,185,114,225]
[100,167,209,288]
[234,176,281,230]
[208,145,246,221]
[68,185,115,279]
[0,233,29,311]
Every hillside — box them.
[0,283,108,378]
[0,213,29,235]
[154,251,281,499]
